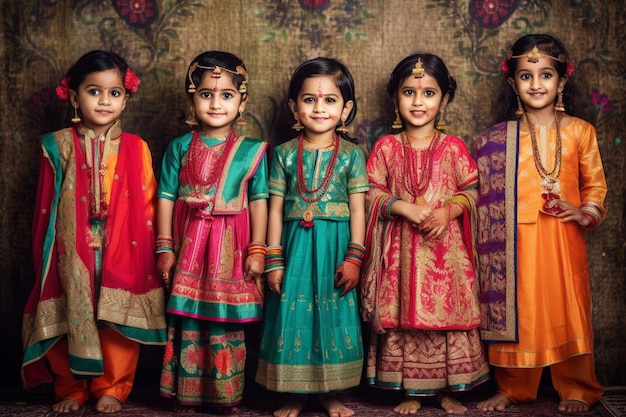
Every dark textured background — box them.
[0,0,624,392]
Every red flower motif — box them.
[298,0,329,11]
[124,68,141,94]
[56,77,71,100]
[470,0,519,29]
[112,0,157,28]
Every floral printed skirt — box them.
[160,315,246,407]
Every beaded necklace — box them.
[524,112,563,214]
[400,130,443,199]
[297,133,339,202]
[297,134,340,227]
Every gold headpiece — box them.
[187,62,249,94]
[411,57,425,78]
[507,45,566,64]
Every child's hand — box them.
[402,203,432,228]
[419,207,448,239]
[244,253,265,281]
[555,200,591,227]
[267,270,284,295]
[334,261,360,296]
[156,251,176,289]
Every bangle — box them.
[344,242,365,267]
[247,241,267,256]
[156,235,174,254]
[265,245,285,273]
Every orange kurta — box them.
[487,116,607,367]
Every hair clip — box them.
[411,57,425,78]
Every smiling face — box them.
[508,55,568,121]
[395,72,447,136]
[190,71,247,137]
[289,75,353,140]
[69,68,128,136]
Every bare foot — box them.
[558,399,590,413]
[96,395,122,414]
[319,393,354,417]
[274,395,307,417]
[394,398,421,415]
[438,395,467,414]
[52,398,81,413]
[476,393,512,412]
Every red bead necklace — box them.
[400,130,443,197]
[297,134,340,203]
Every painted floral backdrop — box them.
[1,0,624,386]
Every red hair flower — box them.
[500,59,509,74]
[56,76,70,100]
[565,59,574,76]
[124,68,141,94]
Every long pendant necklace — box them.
[525,112,563,215]
[401,130,442,202]
[297,134,340,227]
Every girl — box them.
[156,51,268,413]
[255,57,368,417]
[21,50,166,414]
[361,53,490,415]
[475,34,606,414]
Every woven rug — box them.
[1,384,624,417]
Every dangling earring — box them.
[436,108,447,131]
[71,106,81,123]
[336,118,349,134]
[292,117,304,131]
[185,112,199,126]
[236,112,247,126]
[554,91,565,112]
[391,110,402,129]
[515,95,525,116]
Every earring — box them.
[554,91,565,112]
[391,110,402,129]
[336,119,349,134]
[71,106,81,123]
[436,109,447,131]
[185,112,199,126]
[236,112,247,126]
[292,117,304,131]
[515,95,525,116]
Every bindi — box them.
[211,66,221,92]
[317,80,324,98]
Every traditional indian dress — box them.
[361,133,489,396]
[255,137,368,393]
[158,129,268,407]
[475,116,606,405]
[22,121,166,403]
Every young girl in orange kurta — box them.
[475,34,606,414]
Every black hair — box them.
[65,50,132,94]
[287,57,357,142]
[494,33,585,123]
[387,53,457,130]
[185,51,248,99]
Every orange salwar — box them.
[45,327,139,404]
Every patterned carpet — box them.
[1,383,624,417]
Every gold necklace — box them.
[525,112,562,180]
[405,131,435,143]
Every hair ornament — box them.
[124,68,141,94]
[411,57,425,78]
[56,76,71,100]
[500,59,510,74]
[565,59,574,76]
[187,62,249,94]
[507,45,566,64]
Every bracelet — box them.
[265,245,285,273]
[156,235,174,254]
[247,241,267,256]
[344,242,366,267]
